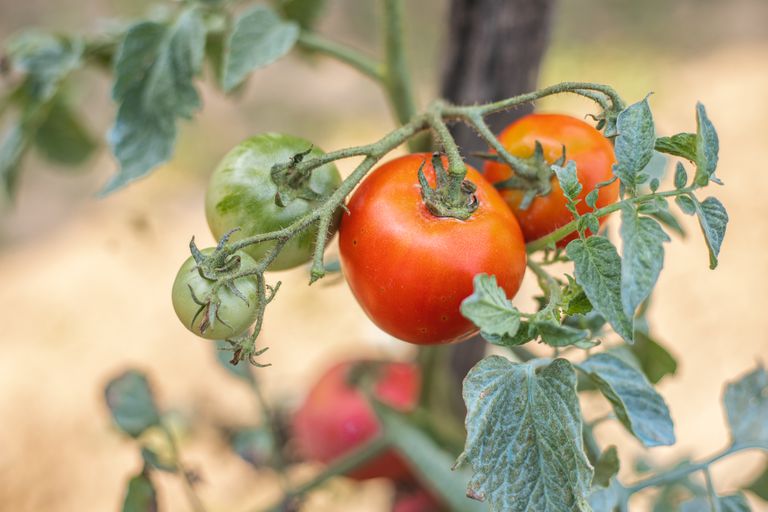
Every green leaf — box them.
[375,405,486,512]
[7,32,83,102]
[630,330,678,384]
[33,97,96,165]
[589,479,623,512]
[213,340,253,381]
[694,196,728,270]
[674,162,688,189]
[592,446,620,488]
[650,209,686,238]
[534,320,592,348]
[562,276,593,316]
[279,0,327,29]
[613,97,655,192]
[619,204,670,318]
[579,353,675,447]
[724,365,768,448]
[122,471,157,512]
[460,274,520,338]
[745,459,768,501]
[482,321,536,347]
[104,7,207,194]
[694,102,720,186]
[681,493,751,512]
[553,160,582,201]
[457,357,593,511]
[105,370,161,438]
[230,426,276,468]
[222,5,299,92]
[566,236,634,343]
[655,133,696,161]
[675,194,696,215]
[0,123,29,199]
[585,189,599,209]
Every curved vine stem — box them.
[296,32,384,82]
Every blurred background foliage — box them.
[0,0,766,511]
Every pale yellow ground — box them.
[0,38,767,512]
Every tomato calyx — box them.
[418,152,479,220]
[480,141,566,210]
[270,146,324,207]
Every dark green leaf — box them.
[375,405,486,512]
[562,276,593,316]
[650,209,686,238]
[675,194,696,215]
[585,189,599,209]
[681,493,751,512]
[655,133,696,161]
[105,370,160,437]
[694,196,728,270]
[650,178,659,192]
[534,320,592,348]
[0,124,28,199]
[724,365,768,448]
[458,357,593,511]
[222,6,299,92]
[461,274,520,338]
[33,97,96,165]
[230,426,276,468]
[579,213,600,236]
[745,459,768,501]
[592,446,620,488]
[694,102,719,186]
[566,236,634,343]
[674,162,688,189]
[122,471,157,512]
[620,204,670,318]
[579,353,675,447]
[553,160,582,201]
[613,97,655,191]
[630,330,678,384]
[104,7,207,194]
[279,0,327,29]
[481,321,535,347]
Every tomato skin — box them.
[339,153,527,345]
[292,360,420,481]
[171,248,260,340]
[483,114,618,245]
[205,133,342,271]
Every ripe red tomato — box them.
[483,114,618,245]
[292,360,420,481]
[339,153,527,345]
[392,488,444,512]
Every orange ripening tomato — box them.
[339,153,527,345]
[292,360,420,481]
[483,114,618,245]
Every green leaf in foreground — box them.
[579,353,675,447]
[122,471,157,512]
[694,102,720,186]
[612,96,655,192]
[105,370,161,438]
[374,405,486,512]
[680,493,751,512]
[620,204,670,318]
[592,446,620,488]
[724,364,768,448]
[566,236,634,343]
[104,7,207,194]
[460,274,520,338]
[553,160,582,201]
[694,196,728,269]
[655,133,696,161]
[222,5,299,92]
[457,356,592,511]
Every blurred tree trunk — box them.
[441,0,555,405]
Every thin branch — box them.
[297,32,384,82]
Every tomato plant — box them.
[206,133,342,271]
[339,153,527,345]
[292,360,420,481]
[6,1,764,512]
[171,247,260,340]
[483,113,619,245]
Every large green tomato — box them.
[171,248,260,340]
[205,133,342,271]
